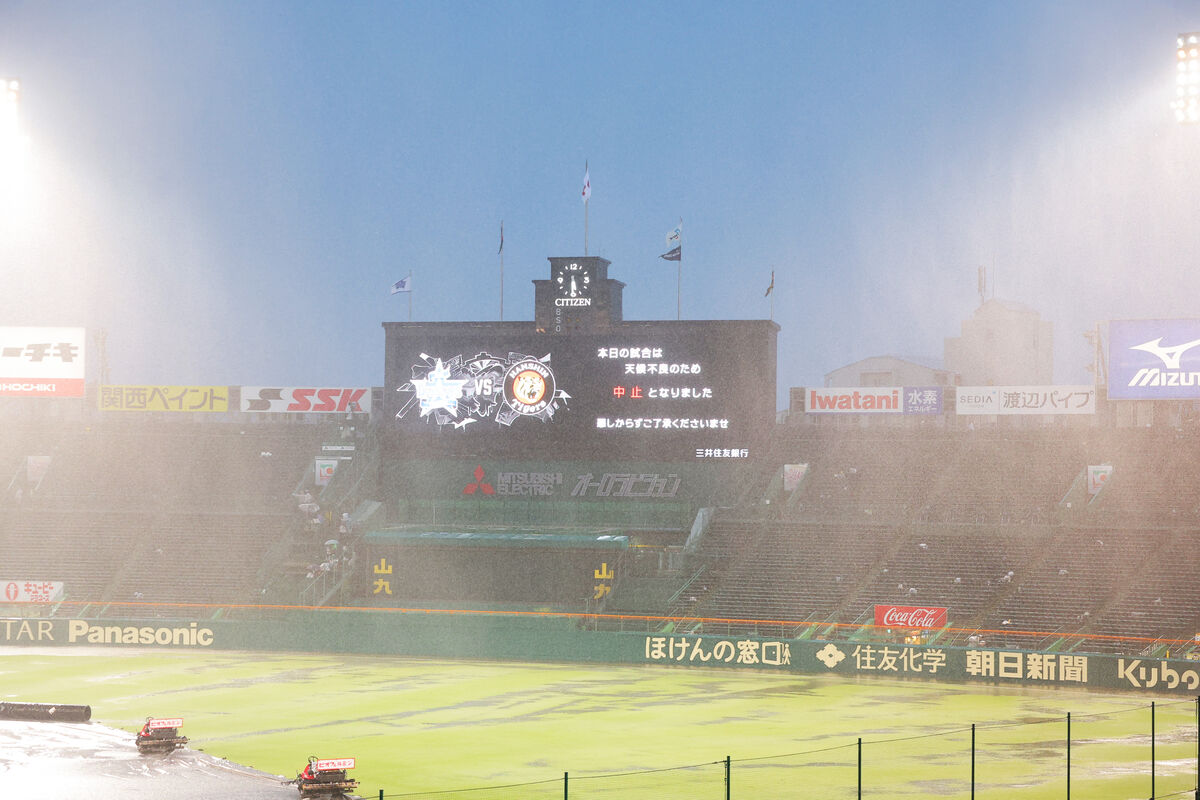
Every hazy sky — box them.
[2,1,1199,408]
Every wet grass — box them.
[1,649,1195,798]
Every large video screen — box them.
[382,320,777,461]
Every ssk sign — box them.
[874,605,948,629]
[241,387,371,414]
[1108,319,1200,399]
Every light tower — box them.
[0,79,23,209]
[0,79,18,141]
[1172,33,1200,123]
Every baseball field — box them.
[1,647,1195,799]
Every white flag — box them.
[390,276,412,294]
[581,162,591,203]
[666,220,682,245]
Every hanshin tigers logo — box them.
[503,358,555,416]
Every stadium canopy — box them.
[363,529,629,549]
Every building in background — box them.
[945,299,1053,386]
[823,355,954,388]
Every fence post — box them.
[379,791,384,800]
[971,723,975,800]
[858,737,862,800]
[1195,696,1199,800]
[1152,701,1156,799]
[725,755,731,800]
[1066,711,1071,800]
[564,771,568,800]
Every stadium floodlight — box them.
[0,78,30,214]
[0,79,18,140]
[1172,34,1200,123]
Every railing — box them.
[368,699,1200,799]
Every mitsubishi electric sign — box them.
[1109,319,1200,399]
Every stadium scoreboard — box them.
[382,319,778,462]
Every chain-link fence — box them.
[372,698,1199,799]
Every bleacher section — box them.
[7,416,1200,657]
[663,427,1200,652]
[1,421,332,615]
[694,522,900,632]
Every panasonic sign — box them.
[1109,319,1200,399]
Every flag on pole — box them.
[390,276,412,294]
[666,220,682,245]
[581,161,591,203]
[764,270,774,297]
[498,221,504,254]
[659,245,681,261]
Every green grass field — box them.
[1,648,1195,799]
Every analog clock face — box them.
[554,263,592,298]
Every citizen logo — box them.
[554,298,592,307]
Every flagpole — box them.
[499,221,505,321]
[676,256,681,321]
[584,200,589,257]
[764,268,775,322]
[770,267,775,322]
[407,270,413,322]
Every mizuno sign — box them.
[1109,320,1200,399]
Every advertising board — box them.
[807,387,903,413]
[1108,318,1200,399]
[873,604,948,629]
[807,387,944,414]
[0,327,86,397]
[241,387,371,413]
[2,580,63,602]
[3,614,1200,695]
[1087,464,1113,495]
[100,385,229,412]
[955,386,1095,415]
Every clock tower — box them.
[534,256,624,333]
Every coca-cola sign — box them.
[874,605,948,629]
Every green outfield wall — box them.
[2,612,1197,697]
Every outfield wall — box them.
[2,612,1196,696]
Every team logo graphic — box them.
[503,358,555,416]
[396,351,569,428]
